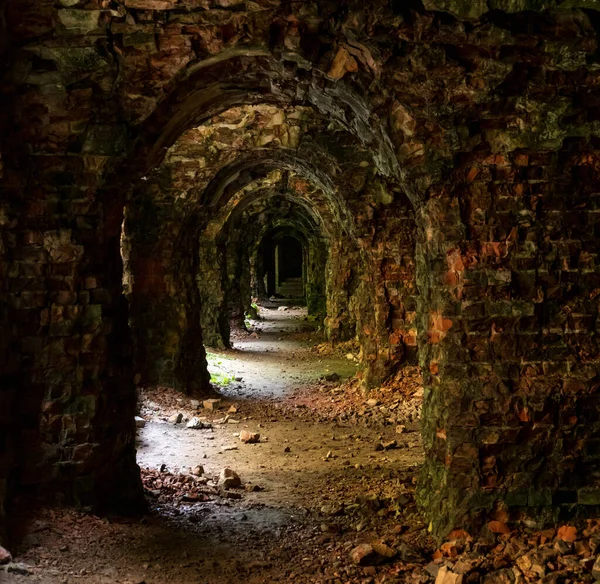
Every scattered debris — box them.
[203,399,222,411]
[169,412,183,424]
[186,418,211,429]
[218,468,242,489]
[240,430,260,444]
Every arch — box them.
[127,51,405,189]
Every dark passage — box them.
[2,1,600,582]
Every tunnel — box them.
[1,1,600,582]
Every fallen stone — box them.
[325,372,340,382]
[240,430,260,444]
[435,566,463,584]
[191,465,204,476]
[557,525,577,542]
[227,418,240,424]
[228,405,238,414]
[440,541,458,558]
[592,556,600,580]
[203,399,222,411]
[366,398,379,407]
[350,543,375,566]
[488,520,510,535]
[169,413,183,424]
[381,440,397,450]
[278,306,289,311]
[5,563,32,576]
[134,416,146,428]
[371,541,396,559]
[218,468,241,489]
[0,547,12,565]
[190,399,200,409]
[186,417,211,429]
[425,562,441,578]
[398,542,423,562]
[320,503,343,516]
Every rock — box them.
[320,503,343,516]
[240,430,260,444]
[557,525,577,542]
[436,566,463,584]
[190,399,200,409]
[398,543,423,563]
[328,46,359,80]
[284,446,291,453]
[440,541,458,558]
[191,465,204,476]
[396,425,406,434]
[169,413,183,424]
[488,520,510,534]
[228,405,238,414]
[186,417,211,429]
[134,416,146,428]
[203,399,222,411]
[381,440,397,450]
[592,556,600,580]
[0,547,12,565]
[349,541,397,566]
[227,418,240,424]
[278,306,289,311]
[6,563,32,576]
[371,541,396,559]
[218,468,241,489]
[350,543,375,566]
[366,398,379,407]
[425,562,441,578]
[325,372,340,382]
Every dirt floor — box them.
[4,307,600,583]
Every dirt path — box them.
[5,308,429,584]
[207,306,359,399]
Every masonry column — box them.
[417,149,600,538]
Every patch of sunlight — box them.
[206,351,235,386]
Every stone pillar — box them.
[197,240,230,348]
[417,150,600,537]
